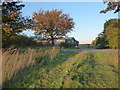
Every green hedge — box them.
[60,43,77,48]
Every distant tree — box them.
[100,0,120,13]
[32,9,74,45]
[2,2,32,47]
[92,39,97,46]
[92,32,109,49]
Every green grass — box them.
[3,50,118,88]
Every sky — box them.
[21,2,118,44]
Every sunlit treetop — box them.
[100,0,120,13]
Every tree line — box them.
[1,1,120,48]
[2,1,74,48]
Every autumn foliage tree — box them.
[2,2,32,47]
[32,9,74,45]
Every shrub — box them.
[2,35,41,48]
[60,43,77,48]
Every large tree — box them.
[100,0,120,13]
[104,19,119,49]
[93,19,119,49]
[32,9,74,45]
[2,2,32,47]
[100,0,119,49]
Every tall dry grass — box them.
[2,46,60,83]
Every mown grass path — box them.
[65,48,118,52]
[3,50,118,88]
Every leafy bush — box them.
[2,35,41,48]
[60,43,77,48]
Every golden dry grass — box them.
[2,46,60,83]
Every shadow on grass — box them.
[3,51,78,88]
[71,53,97,84]
[3,51,118,88]
[69,52,118,88]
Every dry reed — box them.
[2,46,60,83]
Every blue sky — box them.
[21,2,117,44]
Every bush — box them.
[2,35,41,48]
[60,43,77,48]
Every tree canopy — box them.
[92,19,119,49]
[32,9,74,45]
[2,2,32,34]
[100,0,120,13]
[2,2,32,47]
[104,19,119,49]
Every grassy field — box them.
[3,48,118,88]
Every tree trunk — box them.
[51,35,54,46]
